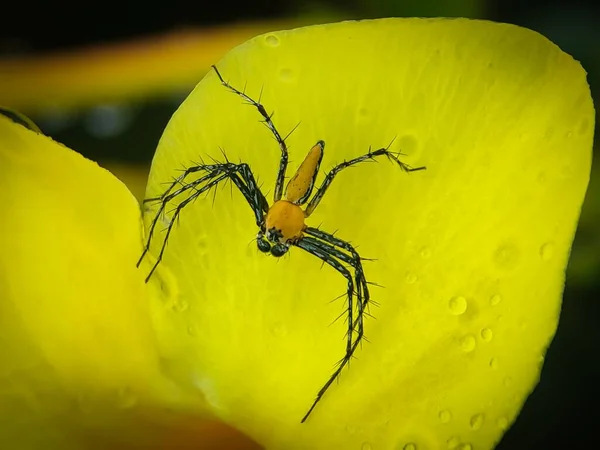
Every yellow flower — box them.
[0,17,594,450]
[0,113,260,449]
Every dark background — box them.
[1,1,598,449]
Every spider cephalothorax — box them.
[137,65,425,422]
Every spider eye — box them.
[271,243,288,257]
[257,237,271,253]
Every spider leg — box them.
[305,226,370,313]
[138,170,223,268]
[144,173,229,282]
[142,164,210,205]
[138,162,268,281]
[295,232,370,423]
[212,65,290,203]
[304,145,426,217]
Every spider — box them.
[137,65,426,423]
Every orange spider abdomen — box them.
[285,140,324,205]
[265,200,306,243]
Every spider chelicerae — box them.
[137,65,426,423]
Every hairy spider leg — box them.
[138,164,261,267]
[212,65,290,203]
[306,226,371,313]
[305,146,426,217]
[139,162,268,282]
[138,170,223,266]
[294,231,369,423]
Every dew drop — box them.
[449,296,467,315]
[447,436,460,449]
[470,413,485,430]
[458,444,472,450]
[265,35,280,46]
[460,335,476,353]
[490,294,502,306]
[396,134,419,155]
[187,325,197,337]
[480,328,493,342]
[403,444,417,450]
[493,243,520,270]
[489,357,499,369]
[503,377,513,387]
[497,416,509,430]
[405,272,418,284]
[540,242,555,261]
[361,442,372,450]
[439,409,452,423]
[420,247,432,259]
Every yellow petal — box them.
[142,18,594,449]
[0,116,259,449]
[0,21,318,115]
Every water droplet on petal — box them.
[449,296,467,315]
[446,436,460,449]
[405,272,418,284]
[403,444,417,450]
[490,357,499,369]
[493,243,520,270]
[439,409,452,423]
[265,35,280,46]
[490,294,502,306]
[460,335,476,353]
[396,134,419,156]
[540,242,555,261]
[480,328,493,342]
[458,444,472,450]
[361,442,372,450]
[470,413,485,430]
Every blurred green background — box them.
[1,0,598,448]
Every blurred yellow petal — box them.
[0,116,259,449]
[142,18,594,449]
[0,21,317,115]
